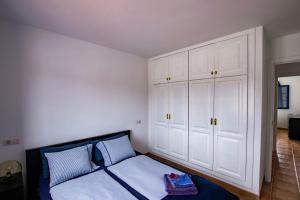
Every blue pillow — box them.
[96,135,136,166]
[40,141,90,179]
[90,133,127,164]
[45,145,92,187]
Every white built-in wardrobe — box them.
[148,27,265,195]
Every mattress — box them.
[40,155,239,200]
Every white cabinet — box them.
[213,76,247,180]
[188,76,248,180]
[189,79,214,169]
[149,28,260,192]
[215,36,248,78]
[169,82,188,160]
[152,84,169,153]
[169,51,188,82]
[189,45,214,80]
[152,82,188,160]
[151,51,188,84]
[189,36,247,80]
[152,57,169,84]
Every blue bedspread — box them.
[106,170,238,200]
[163,176,239,200]
[40,157,239,200]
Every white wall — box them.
[277,76,300,128]
[270,32,300,62]
[0,19,148,167]
[0,20,24,164]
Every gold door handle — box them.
[214,71,218,75]
[166,77,168,81]
[211,71,214,75]
[169,77,171,81]
[210,118,213,125]
[214,118,217,125]
[165,113,171,120]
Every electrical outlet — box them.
[11,138,20,145]
[3,139,11,146]
[2,138,20,146]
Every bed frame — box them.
[25,130,131,200]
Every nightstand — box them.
[0,172,24,200]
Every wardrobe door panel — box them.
[169,51,188,82]
[152,57,169,84]
[189,45,214,80]
[189,79,214,169]
[169,82,188,160]
[215,136,241,175]
[213,76,247,180]
[152,84,169,154]
[215,36,247,77]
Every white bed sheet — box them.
[108,155,183,200]
[50,170,137,200]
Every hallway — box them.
[268,129,300,199]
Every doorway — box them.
[268,63,300,199]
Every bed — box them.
[26,130,239,200]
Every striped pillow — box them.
[45,145,92,187]
[40,141,91,179]
[96,135,136,166]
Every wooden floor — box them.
[269,129,300,200]
[147,129,300,200]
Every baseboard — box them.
[277,127,288,130]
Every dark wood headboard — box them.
[25,130,131,200]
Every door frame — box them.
[265,55,300,182]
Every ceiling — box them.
[1,0,300,58]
